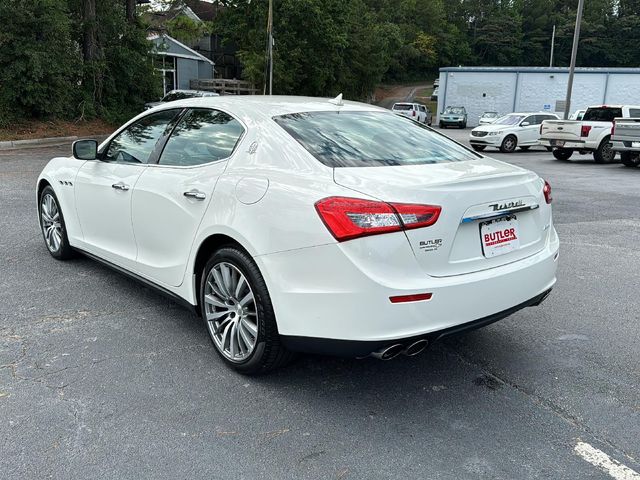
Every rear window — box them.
[583,107,622,122]
[393,104,413,111]
[273,111,478,168]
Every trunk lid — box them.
[333,158,551,277]
[540,119,583,141]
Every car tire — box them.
[459,123,466,129]
[439,122,444,129]
[594,138,615,163]
[500,135,517,153]
[546,146,553,152]
[553,148,573,161]
[620,151,640,167]
[520,146,531,151]
[200,246,294,375]
[39,185,74,260]
[471,145,486,152]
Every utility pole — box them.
[267,0,274,95]
[563,0,585,119]
[549,24,556,67]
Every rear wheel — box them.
[546,146,553,152]
[553,148,573,161]
[500,135,517,153]
[621,151,640,167]
[39,186,74,260]
[200,246,294,374]
[594,138,615,163]
[471,145,486,152]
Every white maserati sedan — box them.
[37,96,559,374]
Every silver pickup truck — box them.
[611,118,640,168]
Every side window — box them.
[104,109,180,164]
[522,115,536,125]
[159,109,244,167]
[628,108,640,118]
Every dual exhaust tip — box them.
[369,339,429,360]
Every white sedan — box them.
[37,96,559,374]
[470,112,559,153]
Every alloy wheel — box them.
[41,193,62,253]
[204,262,259,362]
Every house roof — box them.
[148,33,215,66]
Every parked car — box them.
[478,112,499,125]
[611,117,640,167]
[539,105,640,162]
[439,106,467,129]
[569,109,586,121]
[431,87,439,101]
[433,78,439,88]
[470,112,559,153]
[144,89,219,110]
[392,102,432,125]
[36,96,558,373]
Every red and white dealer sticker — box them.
[480,216,520,258]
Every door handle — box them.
[183,189,206,200]
[112,182,129,191]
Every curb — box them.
[0,136,78,151]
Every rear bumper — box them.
[282,288,553,357]
[257,226,559,348]
[611,140,640,152]
[539,138,590,150]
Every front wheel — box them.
[500,135,517,153]
[594,138,615,163]
[553,148,573,161]
[621,151,640,167]
[39,186,74,260]
[439,122,445,129]
[200,246,294,374]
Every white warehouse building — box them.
[436,66,640,127]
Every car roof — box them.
[147,95,386,122]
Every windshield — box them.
[444,107,465,115]
[493,115,525,126]
[162,91,198,102]
[583,107,622,122]
[482,112,498,118]
[273,111,478,168]
[393,104,413,111]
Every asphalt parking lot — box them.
[1,132,639,479]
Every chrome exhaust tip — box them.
[403,339,429,357]
[370,343,404,360]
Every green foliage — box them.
[0,0,80,127]
[0,0,161,126]
[166,16,212,45]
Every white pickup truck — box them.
[611,117,640,168]
[539,105,640,163]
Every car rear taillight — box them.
[543,180,552,204]
[581,125,592,137]
[611,122,615,136]
[412,110,416,117]
[540,123,544,135]
[315,197,441,242]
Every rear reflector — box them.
[315,197,441,242]
[389,293,433,303]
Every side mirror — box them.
[521,122,530,127]
[72,139,98,160]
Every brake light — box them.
[543,180,552,204]
[315,197,441,242]
[581,125,592,137]
[412,110,416,117]
[611,122,615,136]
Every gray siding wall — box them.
[177,58,199,89]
